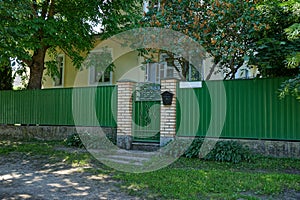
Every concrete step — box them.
[97,149,158,167]
[131,142,160,151]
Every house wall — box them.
[114,51,145,83]
[42,40,146,88]
[43,49,79,88]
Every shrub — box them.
[162,138,193,158]
[184,138,253,163]
[205,141,253,163]
[65,132,116,149]
[184,138,204,158]
[65,133,84,148]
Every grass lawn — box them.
[116,157,300,199]
[1,140,299,200]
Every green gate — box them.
[132,83,161,143]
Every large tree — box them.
[253,0,300,100]
[254,0,300,77]
[0,0,142,89]
[139,0,266,80]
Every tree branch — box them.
[42,0,51,19]
[48,0,55,17]
[22,59,33,68]
[31,0,38,18]
[206,63,217,80]
[166,52,185,80]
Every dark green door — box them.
[132,83,161,143]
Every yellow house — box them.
[42,37,147,88]
[42,36,211,88]
[42,33,259,88]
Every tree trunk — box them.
[206,63,217,81]
[182,60,189,80]
[0,64,13,90]
[27,48,47,90]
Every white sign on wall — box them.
[179,81,202,88]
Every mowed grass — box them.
[1,140,300,200]
[114,156,300,199]
[116,162,300,199]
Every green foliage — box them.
[65,133,84,148]
[0,0,143,89]
[205,141,253,163]
[139,0,300,82]
[184,138,253,163]
[161,139,193,158]
[260,1,300,100]
[285,23,300,41]
[0,63,13,90]
[64,132,117,149]
[254,0,300,77]
[279,74,300,100]
[184,138,204,158]
[140,0,265,79]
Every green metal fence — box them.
[0,86,117,127]
[2,78,300,141]
[177,78,300,141]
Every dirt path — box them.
[0,152,140,200]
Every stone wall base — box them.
[117,135,132,150]
[160,137,174,147]
[179,137,300,158]
[236,138,300,158]
[1,125,299,158]
[0,125,116,142]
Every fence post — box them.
[160,78,179,146]
[116,80,136,149]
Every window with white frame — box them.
[145,53,202,83]
[54,54,64,87]
[145,62,175,83]
[90,67,113,84]
[87,49,113,85]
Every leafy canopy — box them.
[254,0,300,77]
[0,0,143,89]
[139,0,266,79]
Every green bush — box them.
[184,138,253,163]
[161,139,193,158]
[205,141,253,163]
[184,138,204,158]
[65,132,116,149]
[65,133,84,148]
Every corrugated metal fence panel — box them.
[95,86,117,127]
[0,86,117,127]
[0,90,39,125]
[38,88,74,125]
[176,84,211,137]
[177,78,300,140]
[0,90,13,124]
[72,87,98,126]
